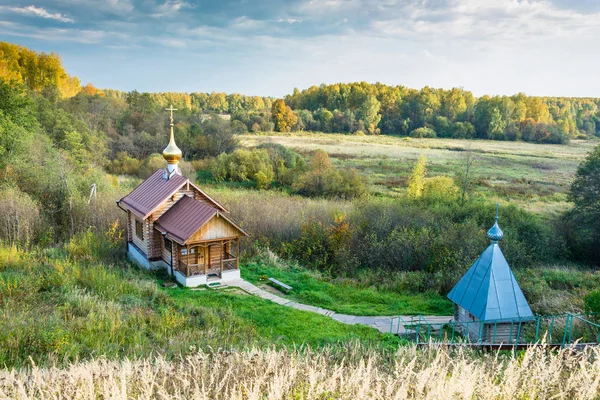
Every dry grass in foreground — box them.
[1,344,599,399]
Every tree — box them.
[570,144,600,216]
[565,144,600,265]
[196,117,240,157]
[457,144,479,204]
[357,95,381,134]
[271,99,297,132]
[292,149,366,199]
[407,155,427,199]
[488,107,506,139]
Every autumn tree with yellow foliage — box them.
[271,99,297,132]
[0,42,81,98]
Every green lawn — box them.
[168,287,400,348]
[241,260,453,316]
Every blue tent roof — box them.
[447,206,533,322]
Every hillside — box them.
[1,41,600,399]
[0,243,397,368]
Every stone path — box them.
[228,279,452,334]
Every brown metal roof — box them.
[154,195,218,244]
[119,169,188,218]
[118,169,228,218]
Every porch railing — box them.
[177,255,238,276]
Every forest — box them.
[3,41,600,147]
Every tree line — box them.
[283,83,600,143]
[5,41,600,147]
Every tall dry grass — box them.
[1,344,599,399]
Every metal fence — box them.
[390,313,600,348]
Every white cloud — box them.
[277,18,303,24]
[230,16,266,29]
[152,0,194,17]
[0,5,74,22]
[53,0,134,14]
[0,21,127,44]
[369,0,600,41]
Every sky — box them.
[1,0,599,97]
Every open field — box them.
[242,133,597,215]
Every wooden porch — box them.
[174,237,240,278]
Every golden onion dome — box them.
[163,126,182,164]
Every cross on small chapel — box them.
[165,104,177,125]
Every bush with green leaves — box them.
[256,142,306,185]
[584,289,600,316]
[211,148,275,189]
[282,197,564,281]
[422,176,460,203]
[292,150,366,199]
[409,127,437,138]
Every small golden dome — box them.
[163,126,182,164]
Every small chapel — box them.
[117,106,248,287]
[447,205,534,343]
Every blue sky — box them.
[1,0,599,97]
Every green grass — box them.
[241,259,453,316]
[168,287,398,347]
[0,242,400,369]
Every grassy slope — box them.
[168,288,394,347]
[241,133,597,216]
[0,244,398,369]
[241,259,453,316]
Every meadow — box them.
[242,133,596,215]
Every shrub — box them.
[584,289,600,316]
[409,127,437,138]
[0,187,40,246]
[292,168,366,199]
[291,150,366,199]
[422,176,460,203]
[106,152,141,175]
[210,148,274,188]
[254,171,270,190]
[256,142,306,185]
[136,153,165,178]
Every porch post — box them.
[186,244,190,277]
[236,237,240,269]
[220,240,223,273]
[204,245,208,275]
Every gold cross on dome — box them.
[165,104,177,124]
